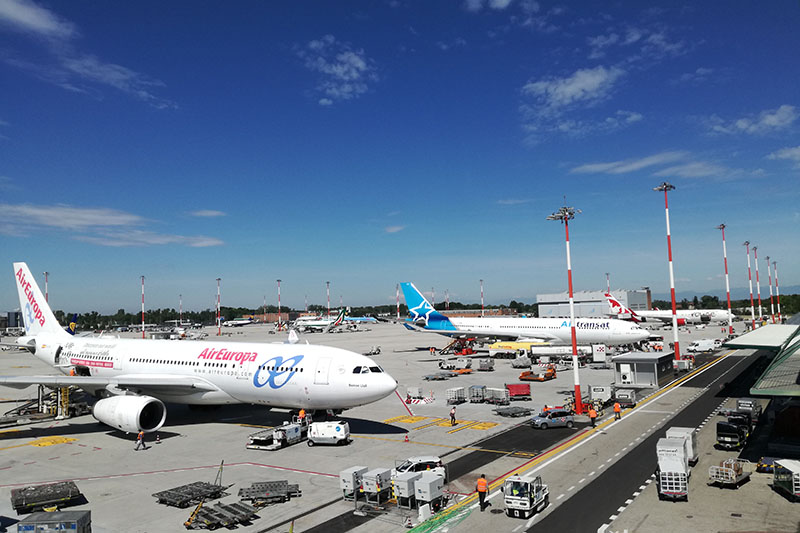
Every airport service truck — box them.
[502,475,549,518]
[655,435,691,501]
[686,339,717,353]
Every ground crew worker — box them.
[476,474,490,511]
[588,406,597,428]
[298,408,306,423]
[134,430,146,451]
[613,402,622,420]
[450,406,457,426]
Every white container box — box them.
[415,471,444,502]
[392,471,422,499]
[362,468,392,493]
[340,466,368,492]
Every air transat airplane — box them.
[604,293,732,325]
[400,282,649,346]
[0,263,396,434]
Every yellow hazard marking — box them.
[467,422,498,430]
[413,418,448,430]
[0,429,20,435]
[10,366,31,369]
[0,435,77,451]
[446,421,479,433]
[386,415,430,424]
[435,419,473,428]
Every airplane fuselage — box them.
[445,317,648,345]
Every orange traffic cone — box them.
[404,434,409,443]
[155,434,161,444]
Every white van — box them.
[687,339,716,353]
[307,421,350,446]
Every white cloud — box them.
[0,0,174,108]
[653,161,727,178]
[0,0,75,39]
[298,35,378,105]
[587,33,619,59]
[708,105,797,135]
[522,66,624,115]
[768,145,800,168]
[570,151,688,174]
[642,32,686,57]
[436,37,467,51]
[496,198,531,205]
[0,203,223,246]
[674,67,713,85]
[464,0,515,11]
[385,225,405,233]
[189,210,226,218]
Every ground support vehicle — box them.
[687,339,717,353]
[485,387,510,405]
[446,387,466,404]
[708,459,752,489]
[494,406,532,417]
[246,422,307,450]
[153,482,231,509]
[773,459,800,501]
[307,421,350,446]
[519,365,556,382]
[506,383,531,401]
[716,411,752,450]
[11,481,84,513]
[588,385,613,408]
[185,501,259,530]
[530,409,574,430]
[502,475,549,518]
[423,372,456,381]
[238,480,301,506]
[469,385,486,403]
[511,356,533,368]
[666,427,698,465]
[656,470,688,501]
[656,435,691,501]
[16,511,92,533]
[614,388,637,408]
[477,358,494,371]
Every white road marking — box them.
[568,485,575,491]
[557,493,565,500]
[579,478,586,484]
[589,471,596,476]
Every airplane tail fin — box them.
[400,282,456,331]
[604,292,640,322]
[67,313,78,335]
[325,309,345,332]
[13,262,70,339]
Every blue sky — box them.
[1,0,798,314]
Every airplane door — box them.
[314,358,331,385]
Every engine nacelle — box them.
[676,318,686,326]
[92,395,166,433]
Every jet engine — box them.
[92,395,166,433]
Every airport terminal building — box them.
[537,289,650,318]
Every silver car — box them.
[531,410,575,429]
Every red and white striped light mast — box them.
[480,279,484,317]
[743,241,756,330]
[305,294,308,313]
[396,284,400,320]
[654,182,681,361]
[141,275,146,339]
[716,224,733,335]
[277,279,282,327]
[179,294,183,326]
[445,289,449,311]
[774,261,782,323]
[43,272,49,302]
[326,281,330,318]
[753,246,763,320]
[547,204,584,415]
[765,258,775,324]
[216,277,221,336]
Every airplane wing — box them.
[0,374,219,396]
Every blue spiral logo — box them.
[253,355,304,389]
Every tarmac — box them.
[0,319,796,533]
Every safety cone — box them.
[155,434,161,444]
[404,434,409,443]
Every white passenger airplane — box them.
[400,282,649,346]
[0,263,397,434]
[293,309,345,333]
[223,317,255,327]
[604,293,732,325]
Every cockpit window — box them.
[369,366,382,373]
[352,367,362,374]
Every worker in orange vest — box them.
[298,409,306,423]
[613,402,622,420]
[588,406,598,428]
[476,474,490,511]
[134,430,146,451]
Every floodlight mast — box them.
[753,246,763,320]
[765,258,775,324]
[743,242,756,330]
[716,224,733,335]
[774,261,782,323]
[546,205,584,415]
[653,182,680,362]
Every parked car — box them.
[531,410,575,430]
[392,456,446,479]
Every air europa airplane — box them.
[0,262,397,434]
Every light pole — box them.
[305,294,308,313]
[277,279,282,327]
[216,278,221,336]
[765,258,775,324]
[179,294,183,326]
[716,225,733,335]
[753,246,762,320]
[396,284,400,320]
[43,272,49,303]
[654,182,680,361]
[141,275,146,339]
[743,241,756,330]
[431,287,435,309]
[445,289,449,311]
[547,205,584,415]
[326,281,330,318]
[480,279,484,317]
[774,261,782,323]
[605,273,610,294]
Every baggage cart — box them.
[15,511,91,532]
[708,459,752,488]
[485,387,510,405]
[656,470,688,501]
[494,406,532,418]
[477,358,494,371]
[446,387,466,404]
[152,481,231,509]
[506,383,531,401]
[238,480,301,506]
[469,385,486,403]
[11,481,84,514]
[185,501,259,530]
[511,356,533,368]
